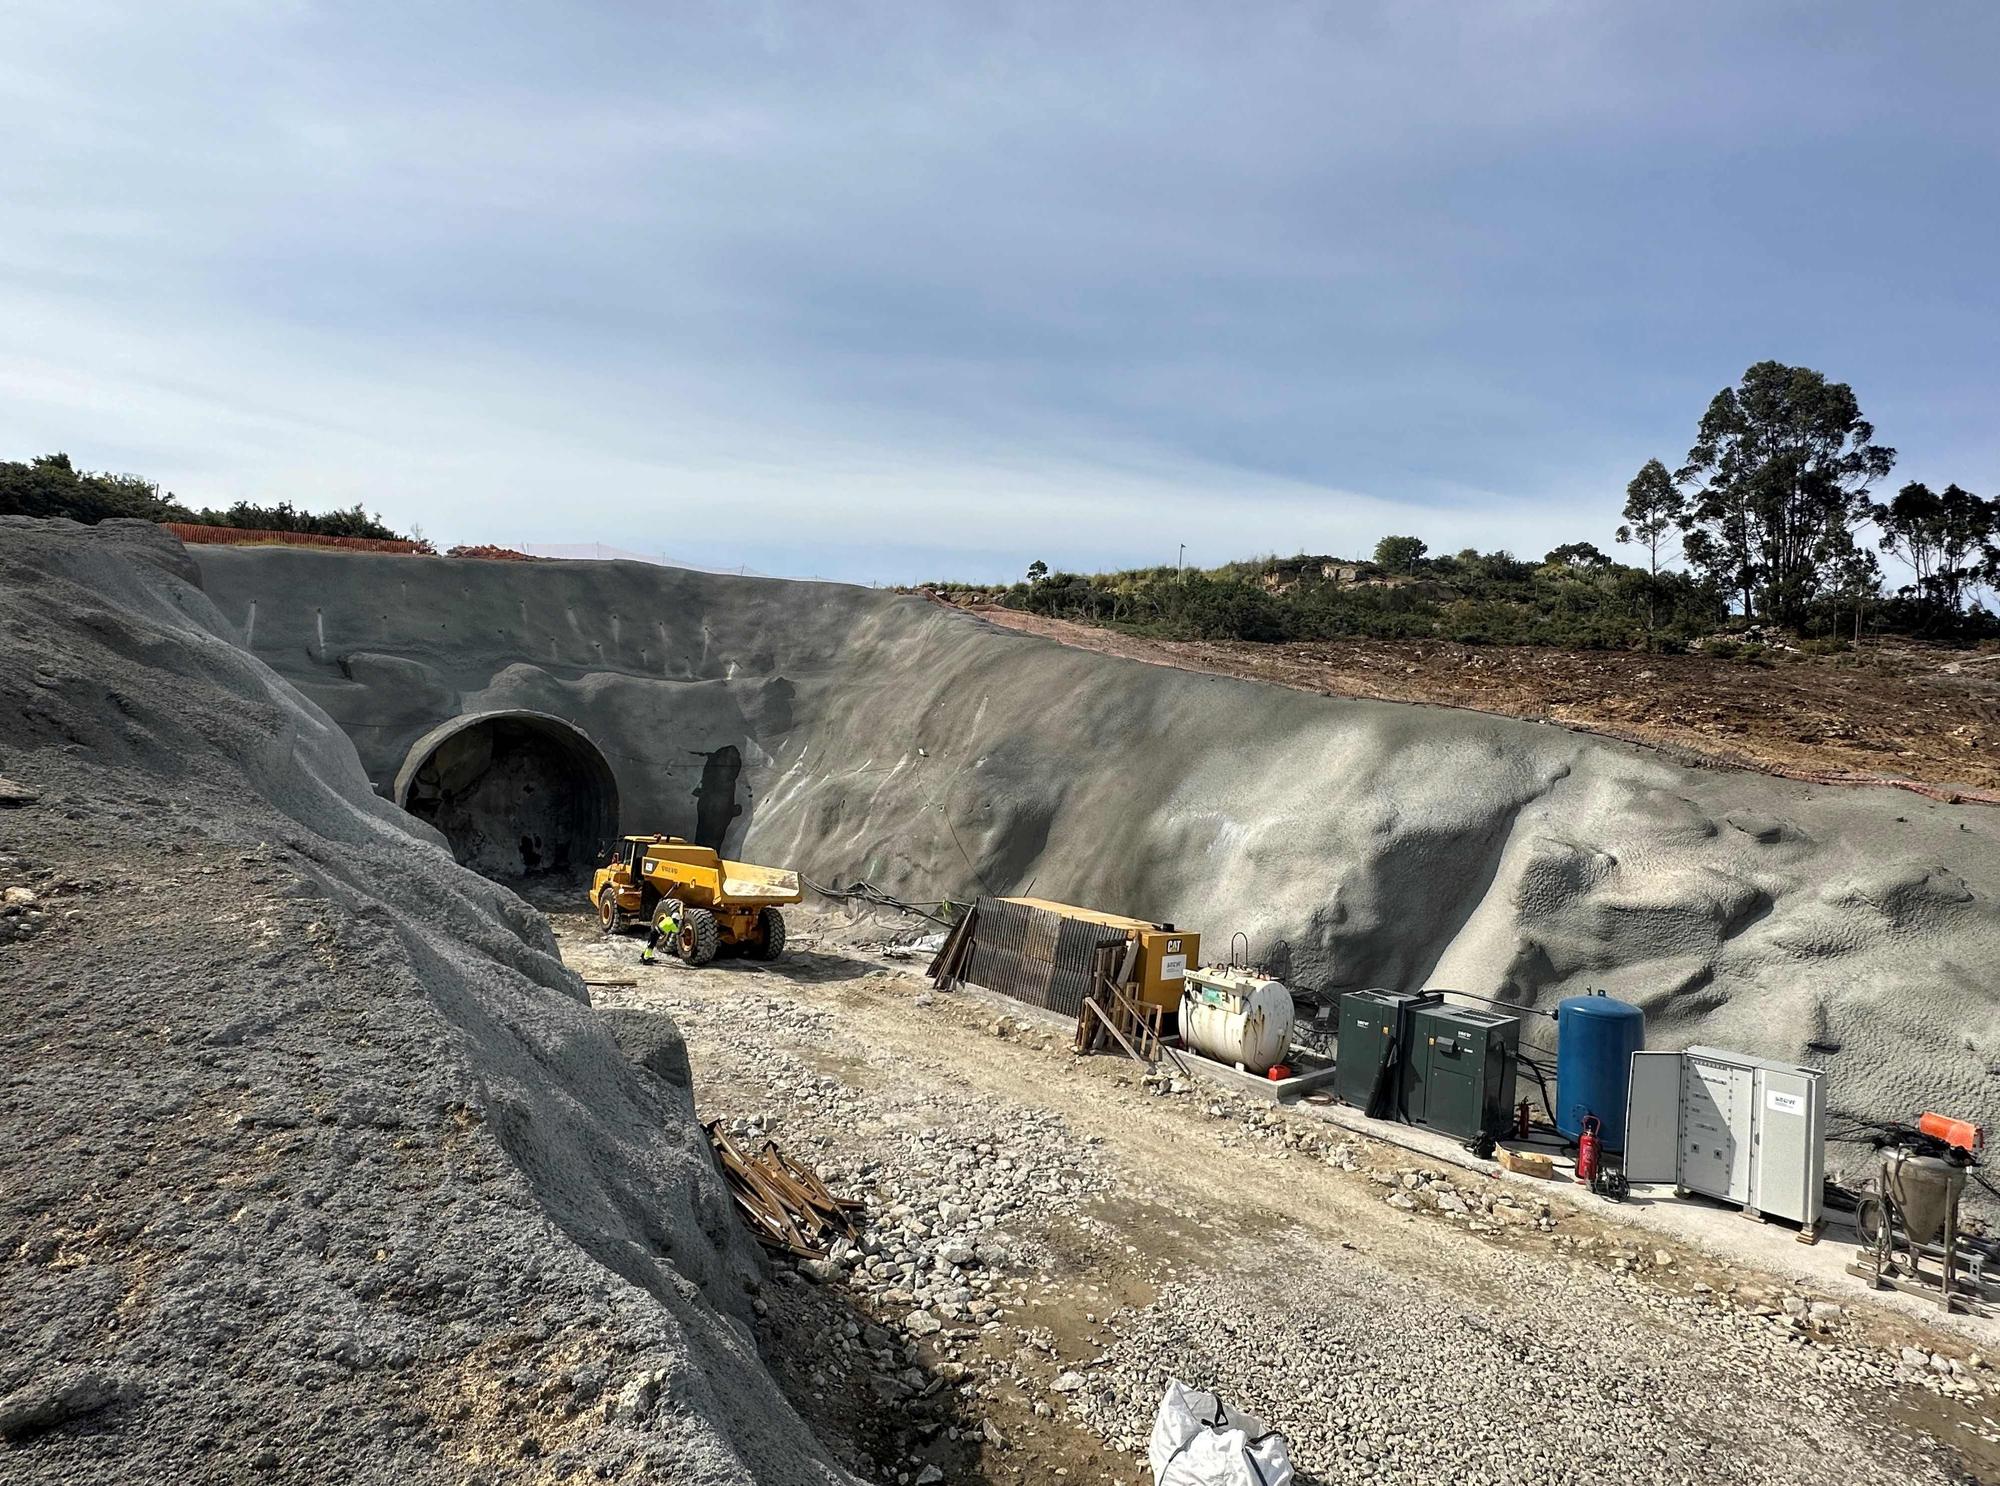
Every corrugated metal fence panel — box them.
[1051,916,1124,1018]
[961,897,1048,1007]
[959,897,1126,1019]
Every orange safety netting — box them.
[163,523,431,554]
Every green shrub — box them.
[948,539,1746,652]
[2,451,412,540]
[0,453,189,523]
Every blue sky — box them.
[3,3,1996,584]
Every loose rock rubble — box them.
[0,856,88,946]
[560,951,1140,1482]
[1074,1200,2000,1485]
[569,915,2000,1486]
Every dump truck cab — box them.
[594,834,669,929]
[590,834,799,966]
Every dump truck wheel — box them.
[596,889,623,934]
[752,907,787,961]
[677,908,721,967]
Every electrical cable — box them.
[1433,990,1557,1021]
[798,874,955,926]
[1364,1033,1403,1122]
[1512,1129,1571,1149]
[1516,1052,1560,1127]
[938,808,994,897]
[1826,1115,1996,1214]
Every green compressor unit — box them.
[1405,1002,1521,1141]
[1335,988,1441,1115]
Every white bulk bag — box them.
[1147,1379,1294,1486]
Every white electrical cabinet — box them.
[1623,1046,1825,1232]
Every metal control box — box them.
[1407,1004,1521,1141]
[1335,989,1441,1112]
[1624,1046,1824,1230]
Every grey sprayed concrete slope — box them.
[0,520,850,1484]
[195,545,2000,1141]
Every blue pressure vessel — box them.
[1554,992,1645,1150]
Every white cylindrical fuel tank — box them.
[1180,966,1295,1073]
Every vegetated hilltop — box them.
[0,451,414,543]
[932,542,1734,650]
[932,518,1998,655]
[926,360,2000,793]
[922,532,2000,797]
[0,453,545,559]
[0,518,848,1485]
[934,359,2000,654]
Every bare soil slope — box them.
[951,601,2000,798]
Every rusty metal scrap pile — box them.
[705,1120,864,1258]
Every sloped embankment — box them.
[0,517,850,1484]
[195,543,2000,1145]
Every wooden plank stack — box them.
[705,1120,865,1257]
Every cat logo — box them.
[1166,938,1183,953]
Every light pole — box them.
[1178,543,1185,575]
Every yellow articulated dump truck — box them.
[591,835,800,965]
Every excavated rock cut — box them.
[192,544,2000,1148]
[0,518,851,1484]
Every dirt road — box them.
[947,602,2000,800]
[557,915,2000,1486]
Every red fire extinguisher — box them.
[1576,1115,1601,1186]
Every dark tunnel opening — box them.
[395,713,618,885]
[692,744,743,851]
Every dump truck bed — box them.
[716,859,802,904]
[637,841,801,906]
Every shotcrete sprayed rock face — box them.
[192,544,2000,1150]
[394,710,618,881]
[0,519,851,1483]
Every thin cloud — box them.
[2,3,1995,582]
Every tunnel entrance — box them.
[394,711,618,884]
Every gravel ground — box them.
[559,911,2000,1486]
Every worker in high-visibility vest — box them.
[640,904,681,965]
